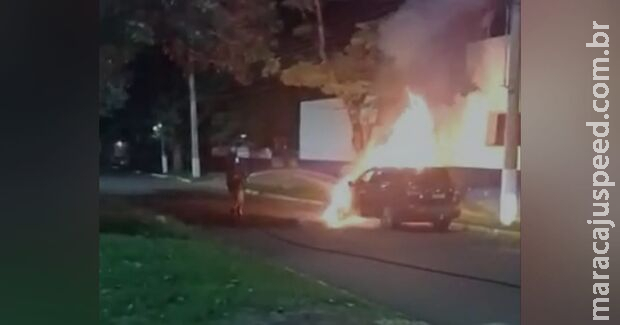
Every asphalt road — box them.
[101,174,520,325]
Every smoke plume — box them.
[378,0,494,107]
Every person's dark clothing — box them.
[225,152,247,217]
[225,153,246,194]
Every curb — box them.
[150,173,201,184]
[176,177,192,184]
[452,222,520,238]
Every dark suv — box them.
[348,167,461,231]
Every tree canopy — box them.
[280,22,381,106]
[279,21,385,152]
[99,0,283,115]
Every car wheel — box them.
[380,207,397,229]
[433,218,452,232]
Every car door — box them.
[354,169,375,216]
[360,169,390,216]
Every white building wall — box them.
[299,98,356,162]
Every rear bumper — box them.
[397,205,460,222]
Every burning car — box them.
[347,167,461,230]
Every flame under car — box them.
[347,167,461,231]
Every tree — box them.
[152,0,281,81]
[145,0,282,176]
[151,84,187,173]
[282,0,327,62]
[100,0,137,116]
[280,22,384,152]
[100,0,166,116]
[101,0,282,173]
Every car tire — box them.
[433,218,452,232]
[380,207,398,229]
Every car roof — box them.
[364,167,452,180]
[370,167,449,173]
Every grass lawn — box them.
[100,198,418,325]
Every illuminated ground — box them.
[101,174,520,325]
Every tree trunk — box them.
[313,0,327,62]
[347,105,363,154]
[171,138,183,174]
[351,122,364,154]
[188,66,201,178]
[199,111,213,173]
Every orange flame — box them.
[322,91,439,228]
[322,88,517,227]
[322,37,520,228]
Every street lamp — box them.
[152,123,168,174]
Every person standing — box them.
[225,147,247,219]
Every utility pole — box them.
[313,0,327,62]
[500,0,520,225]
[153,123,168,174]
[188,68,201,178]
[160,135,168,174]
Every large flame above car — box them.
[321,90,519,228]
[322,91,439,228]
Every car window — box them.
[369,170,385,183]
[359,170,375,183]
[359,169,389,184]
[410,169,452,186]
[374,170,394,183]
[369,169,402,186]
